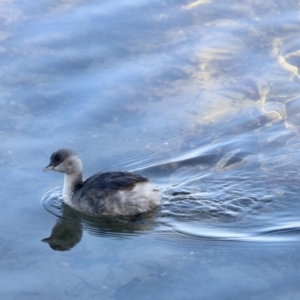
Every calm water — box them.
[2,0,300,299]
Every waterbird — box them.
[43,149,161,217]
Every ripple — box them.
[41,105,300,247]
[41,174,300,245]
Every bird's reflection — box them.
[42,218,82,251]
[42,204,83,251]
[42,202,159,251]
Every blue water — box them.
[2,0,300,299]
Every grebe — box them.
[43,149,161,217]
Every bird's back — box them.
[71,172,160,216]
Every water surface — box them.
[1,0,300,299]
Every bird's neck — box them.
[63,172,83,205]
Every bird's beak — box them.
[43,165,53,172]
[41,237,51,243]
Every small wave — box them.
[41,181,300,246]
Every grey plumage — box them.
[43,149,161,217]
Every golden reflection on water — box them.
[183,0,213,10]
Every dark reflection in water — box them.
[42,217,83,251]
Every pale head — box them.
[43,149,83,175]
